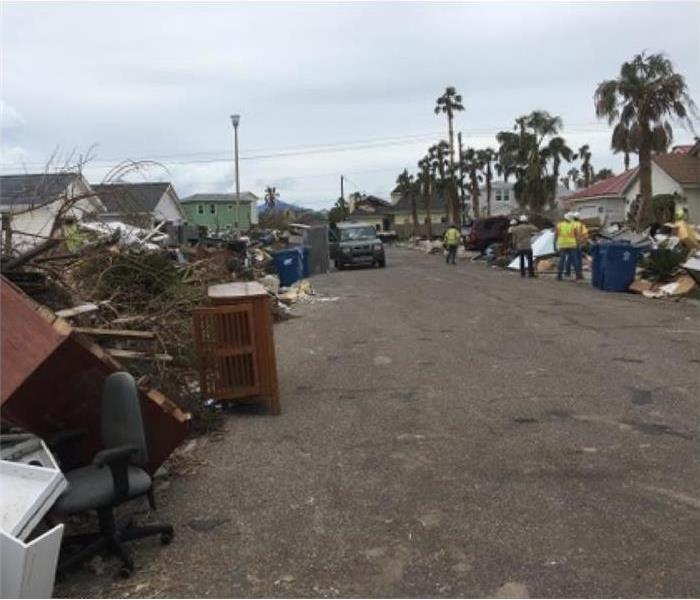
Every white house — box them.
[0,173,105,254]
[567,143,700,224]
[479,181,516,216]
[91,182,186,228]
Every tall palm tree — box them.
[434,86,464,223]
[263,186,279,211]
[577,145,594,187]
[477,148,497,217]
[544,137,574,203]
[396,169,417,236]
[594,52,697,226]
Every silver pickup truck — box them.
[329,222,386,270]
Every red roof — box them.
[567,168,638,201]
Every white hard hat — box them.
[519,214,528,223]
[564,212,574,221]
[572,211,581,219]
[510,218,517,226]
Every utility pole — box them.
[340,175,345,221]
[230,114,241,230]
[457,132,465,226]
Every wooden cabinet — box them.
[193,282,280,414]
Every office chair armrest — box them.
[94,445,140,502]
[92,445,139,468]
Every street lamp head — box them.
[230,114,240,127]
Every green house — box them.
[180,192,259,233]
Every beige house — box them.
[567,143,700,224]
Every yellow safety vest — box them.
[556,221,577,249]
[574,221,588,243]
[444,228,460,246]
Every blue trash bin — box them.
[602,243,640,292]
[272,247,305,287]
[591,241,639,292]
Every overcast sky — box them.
[1,1,699,209]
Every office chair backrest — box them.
[102,372,148,466]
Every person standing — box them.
[555,212,581,280]
[443,223,460,265]
[510,215,539,277]
[566,211,588,279]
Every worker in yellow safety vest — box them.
[566,211,588,278]
[443,223,461,265]
[555,213,581,280]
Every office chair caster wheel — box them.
[119,562,134,578]
[160,531,173,545]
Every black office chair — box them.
[53,372,174,578]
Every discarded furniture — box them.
[0,434,67,598]
[1,277,190,474]
[53,372,174,578]
[193,282,280,414]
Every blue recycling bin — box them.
[591,241,640,292]
[272,247,305,287]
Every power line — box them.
[0,123,615,172]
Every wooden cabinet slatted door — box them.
[192,303,259,401]
[192,282,280,415]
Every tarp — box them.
[508,229,555,270]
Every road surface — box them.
[58,247,700,598]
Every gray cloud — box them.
[1,1,699,206]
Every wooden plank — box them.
[104,349,172,362]
[72,327,155,340]
[55,303,99,319]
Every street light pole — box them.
[230,114,241,229]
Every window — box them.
[197,204,204,215]
[441,216,448,223]
[495,192,503,202]
[503,192,510,202]
[209,204,216,214]
[228,204,233,211]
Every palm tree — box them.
[396,169,417,236]
[567,167,581,190]
[477,148,497,217]
[593,168,615,182]
[611,124,637,171]
[263,186,279,211]
[434,86,464,222]
[461,148,483,219]
[429,141,451,222]
[577,145,594,187]
[594,52,697,226]
[544,137,574,203]
[417,156,433,239]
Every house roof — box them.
[91,182,172,214]
[653,152,700,186]
[392,191,449,212]
[181,192,258,204]
[0,173,81,208]
[566,169,639,201]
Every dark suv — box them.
[329,222,386,269]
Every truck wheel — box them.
[335,260,343,271]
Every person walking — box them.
[555,212,581,280]
[443,223,460,265]
[510,215,539,277]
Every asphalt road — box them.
[58,247,700,598]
